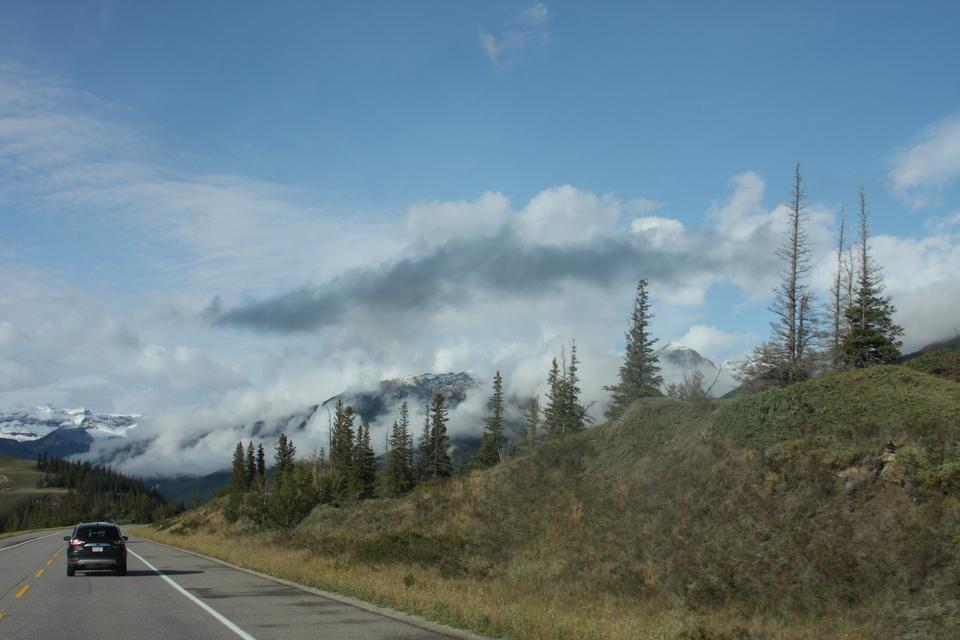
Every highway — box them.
[0,529,476,640]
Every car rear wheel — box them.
[67,566,75,577]
[116,563,127,576]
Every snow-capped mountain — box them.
[655,342,737,397]
[0,405,139,442]
[0,405,139,459]
[322,372,481,422]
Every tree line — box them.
[224,339,593,527]
[0,454,181,533]
[222,164,905,528]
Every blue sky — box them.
[1,1,959,473]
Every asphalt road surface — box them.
[0,528,475,640]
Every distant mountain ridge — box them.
[322,372,481,423]
[0,405,138,459]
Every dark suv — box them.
[64,522,128,576]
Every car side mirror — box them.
[63,536,70,541]
[123,536,129,541]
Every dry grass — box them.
[137,366,960,639]
[136,523,877,640]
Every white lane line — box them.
[0,531,65,552]
[128,550,257,640]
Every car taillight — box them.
[69,538,84,546]
[112,539,124,545]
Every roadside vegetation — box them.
[0,454,180,532]
[141,362,960,639]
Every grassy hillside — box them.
[142,365,960,639]
[0,454,67,513]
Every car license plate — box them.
[92,547,103,552]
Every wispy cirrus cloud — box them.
[480,2,551,68]
[0,61,403,295]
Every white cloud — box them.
[479,3,551,68]
[0,321,16,348]
[516,184,623,244]
[128,344,248,392]
[0,359,37,390]
[672,324,755,360]
[890,114,960,208]
[406,191,511,248]
[630,216,685,248]
[0,63,405,297]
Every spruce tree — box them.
[842,188,903,367]
[417,403,432,480]
[329,399,355,481]
[244,442,256,487]
[474,370,505,468]
[524,397,540,447]
[543,342,589,437]
[256,443,266,478]
[565,341,589,433]
[273,433,296,489]
[383,402,415,497]
[543,357,563,437]
[352,420,377,499]
[424,393,452,479]
[230,441,247,491]
[605,279,663,419]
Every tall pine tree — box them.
[273,433,296,489]
[474,370,505,468]
[244,442,256,487]
[256,443,266,478]
[383,402,415,497]
[842,188,903,367]
[605,279,663,419]
[524,397,540,448]
[352,420,377,499]
[230,441,247,491]
[424,393,452,479]
[329,399,355,480]
[543,342,589,437]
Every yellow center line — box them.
[35,569,45,578]
[46,559,54,566]
[15,584,30,599]
[0,612,6,622]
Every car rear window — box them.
[75,526,120,541]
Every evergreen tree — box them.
[424,393,452,479]
[256,443,266,478]
[842,188,903,367]
[327,400,355,501]
[329,399,355,478]
[543,342,589,437]
[352,420,377,499]
[543,357,563,437]
[605,279,663,419]
[524,397,540,447]
[417,402,432,480]
[273,433,296,489]
[230,441,247,491]
[474,370,505,468]
[244,442,256,487]
[383,402,416,497]
[564,341,589,434]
